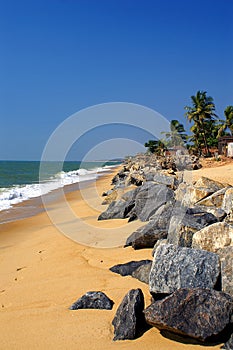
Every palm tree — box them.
[217,105,233,137]
[162,119,187,147]
[144,140,166,155]
[185,91,217,156]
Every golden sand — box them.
[1,164,232,349]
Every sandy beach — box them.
[1,164,233,350]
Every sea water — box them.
[0,160,120,212]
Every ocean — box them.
[0,160,120,220]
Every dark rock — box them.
[144,288,233,342]
[167,207,218,247]
[110,260,151,277]
[98,199,135,220]
[221,333,233,349]
[125,202,174,249]
[128,182,174,222]
[218,247,233,297]
[149,244,220,294]
[69,291,114,310]
[132,262,152,284]
[121,187,139,202]
[112,289,145,340]
[196,206,227,222]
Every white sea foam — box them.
[0,165,116,212]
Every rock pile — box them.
[70,154,233,347]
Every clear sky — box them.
[1,0,233,160]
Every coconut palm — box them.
[217,105,233,137]
[144,140,166,155]
[162,119,187,147]
[185,91,217,156]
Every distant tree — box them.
[185,91,217,156]
[144,140,166,155]
[162,119,187,147]
[217,105,233,137]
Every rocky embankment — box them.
[71,154,233,348]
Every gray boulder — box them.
[132,262,152,284]
[125,202,174,249]
[128,182,174,222]
[109,260,151,277]
[69,291,114,310]
[149,244,220,295]
[144,288,233,342]
[112,288,145,340]
[218,246,233,297]
[153,173,177,189]
[98,199,135,220]
[167,207,218,247]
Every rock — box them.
[102,189,114,196]
[125,202,174,249]
[128,182,174,222]
[69,291,114,310]
[144,288,233,342]
[149,244,220,294]
[152,239,168,256]
[132,262,152,284]
[110,260,151,277]
[167,207,218,247]
[98,199,135,220]
[153,173,177,189]
[121,187,139,202]
[175,183,213,206]
[112,289,145,340]
[194,176,226,192]
[222,188,233,214]
[217,247,233,297]
[102,190,118,204]
[197,206,227,222]
[197,188,228,207]
[127,172,144,186]
[221,333,233,349]
[192,222,233,253]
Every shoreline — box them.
[1,163,232,349]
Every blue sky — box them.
[1,0,233,160]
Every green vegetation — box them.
[144,90,233,157]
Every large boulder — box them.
[167,207,218,247]
[112,289,145,340]
[109,260,151,277]
[149,244,220,295]
[217,246,233,297]
[132,262,152,284]
[98,199,135,220]
[175,183,213,206]
[153,173,177,189]
[197,188,228,208]
[128,182,174,222]
[194,176,227,192]
[144,288,233,342]
[69,291,114,310]
[192,222,233,253]
[125,202,174,249]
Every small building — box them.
[218,136,233,156]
